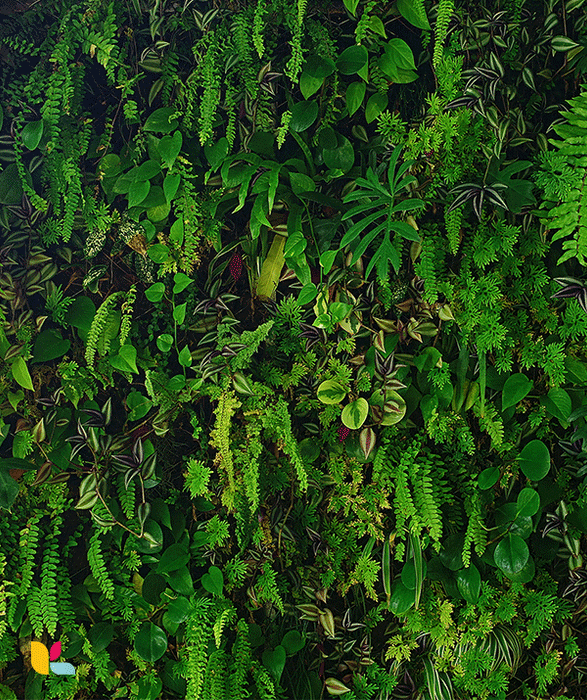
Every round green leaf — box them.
[135,520,163,553]
[516,487,540,517]
[88,622,114,652]
[303,54,336,79]
[143,107,179,133]
[290,101,319,132]
[504,553,535,583]
[298,437,320,463]
[501,373,532,411]
[494,533,529,575]
[156,334,173,353]
[323,135,355,173]
[164,172,181,202]
[166,596,192,624]
[397,0,431,29]
[142,573,167,604]
[336,45,368,75]
[178,346,192,367]
[300,72,324,99]
[134,622,167,662]
[317,379,347,404]
[281,630,305,655]
[65,296,96,334]
[127,391,152,421]
[455,564,481,603]
[542,387,572,422]
[298,282,318,305]
[439,533,465,571]
[341,398,369,429]
[345,81,366,116]
[157,543,189,573]
[518,439,550,481]
[478,466,500,490]
[21,120,44,150]
[128,180,150,208]
[146,282,166,303]
[400,559,427,590]
[204,137,229,169]
[132,160,161,181]
[147,245,170,265]
[11,356,33,390]
[158,131,182,169]
[98,154,121,179]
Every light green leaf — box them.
[11,357,33,390]
[341,398,369,429]
[256,234,286,300]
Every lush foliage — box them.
[1,0,587,698]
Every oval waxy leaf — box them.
[518,439,550,481]
[494,533,529,575]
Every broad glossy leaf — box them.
[134,622,167,662]
[494,533,529,574]
[336,45,368,75]
[518,439,550,481]
[290,101,319,132]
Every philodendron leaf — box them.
[502,373,532,411]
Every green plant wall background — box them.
[1,0,587,698]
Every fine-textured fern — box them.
[85,292,124,368]
[87,530,115,600]
[534,88,587,266]
[433,0,455,70]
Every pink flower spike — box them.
[338,425,350,442]
[229,250,242,281]
[49,642,61,661]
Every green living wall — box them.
[1,0,587,698]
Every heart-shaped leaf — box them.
[201,565,224,595]
[502,373,532,411]
[262,645,286,682]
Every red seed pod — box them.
[338,425,350,442]
[229,250,242,281]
